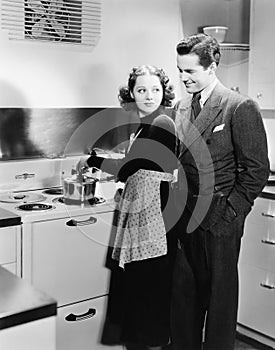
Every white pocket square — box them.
[213,124,225,132]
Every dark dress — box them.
[88,107,178,347]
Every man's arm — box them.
[227,98,270,215]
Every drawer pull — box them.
[65,308,96,322]
[261,239,275,245]
[66,216,97,226]
[260,282,275,290]
[261,212,275,218]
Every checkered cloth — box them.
[112,169,174,268]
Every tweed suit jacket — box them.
[174,81,270,235]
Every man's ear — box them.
[209,62,217,74]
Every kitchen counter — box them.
[260,182,275,199]
[0,207,21,228]
[0,266,57,330]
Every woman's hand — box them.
[76,157,90,174]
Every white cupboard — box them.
[57,296,113,350]
[22,210,123,350]
[248,0,275,109]
[0,316,56,350]
[238,195,275,347]
[0,225,21,275]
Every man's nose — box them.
[180,72,189,82]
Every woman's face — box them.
[130,74,163,117]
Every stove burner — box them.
[16,203,55,211]
[0,192,46,203]
[43,188,63,195]
[52,196,106,206]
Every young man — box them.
[171,33,269,350]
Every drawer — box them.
[238,263,275,338]
[0,226,17,265]
[57,296,123,350]
[244,196,275,227]
[240,197,275,271]
[24,211,115,306]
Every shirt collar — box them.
[200,77,218,106]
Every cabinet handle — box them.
[261,239,275,245]
[257,92,263,99]
[261,212,275,218]
[65,308,96,322]
[66,216,97,226]
[260,282,275,290]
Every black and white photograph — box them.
[0,1,274,350]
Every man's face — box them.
[177,53,215,94]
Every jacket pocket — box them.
[222,199,238,223]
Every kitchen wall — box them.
[0,0,251,108]
[0,0,254,162]
[179,0,251,96]
[179,0,250,43]
[0,0,183,107]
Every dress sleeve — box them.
[117,114,177,182]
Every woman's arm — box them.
[117,114,177,181]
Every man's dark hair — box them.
[176,33,221,68]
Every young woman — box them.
[77,65,179,350]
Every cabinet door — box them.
[0,226,17,264]
[238,263,275,338]
[24,211,115,306]
[57,296,123,350]
[249,0,275,108]
[0,316,56,350]
[0,225,20,275]
[240,197,275,272]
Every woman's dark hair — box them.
[118,65,175,111]
[176,33,221,68]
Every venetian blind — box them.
[0,0,101,48]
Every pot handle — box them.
[66,216,97,226]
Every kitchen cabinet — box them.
[57,296,117,350]
[22,209,123,350]
[0,316,56,350]
[238,194,275,347]
[0,266,57,350]
[0,225,21,276]
[23,211,114,305]
[217,45,249,96]
[248,0,275,109]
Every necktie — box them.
[191,92,201,120]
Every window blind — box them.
[1,0,101,47]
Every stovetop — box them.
[0,155,121,223]
[0,182,118,223]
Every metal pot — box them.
[63,175,98,204]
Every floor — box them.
[235,335,273,350]
[235,338,258,349]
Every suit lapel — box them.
[179,83,224,154]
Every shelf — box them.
[220,43,250,51]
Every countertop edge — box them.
[0,267,57,331]
[0,302,57,331]
[260,190,275,200]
